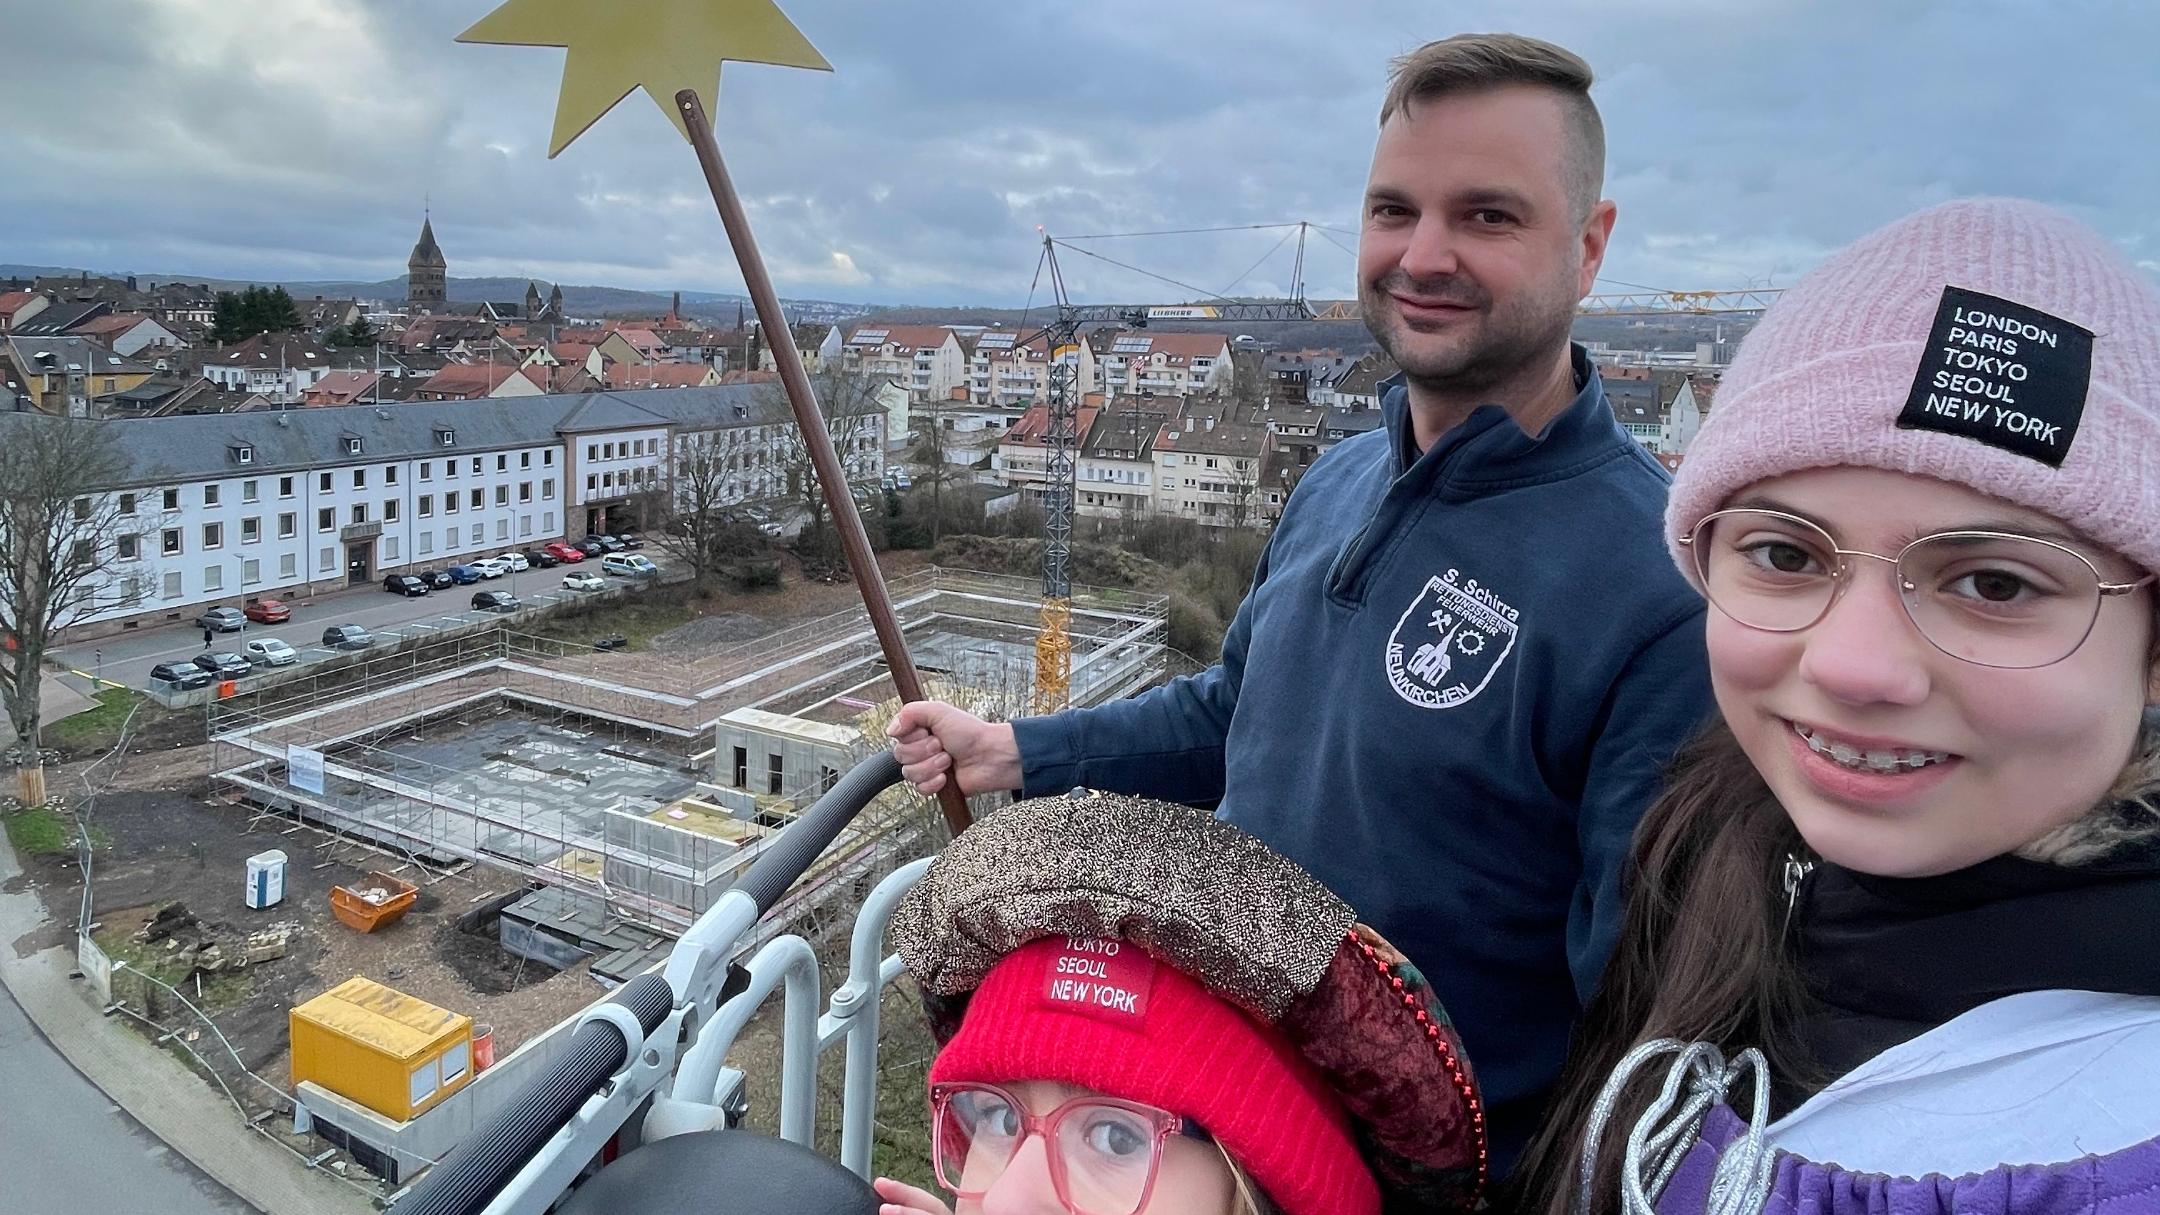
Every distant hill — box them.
[0,264,865,325]
[2,261,1742,348]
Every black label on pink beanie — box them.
[1897,285,2094,467]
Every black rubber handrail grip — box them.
[734,751,902,911]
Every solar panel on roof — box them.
[852,329,889,343]
[1111,337,1153,354]
[977,333,1015,349]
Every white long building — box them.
[3,385,883,642]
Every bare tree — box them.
[770,362,887,554]
[1,417,130,804]
[907,392,972,547]
[1220,445,1268,533]
[640,430,740,587]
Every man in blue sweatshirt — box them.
[889,33,1713,1174]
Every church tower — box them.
[407,215,447,312]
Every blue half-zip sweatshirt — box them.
[1012,348,1714,1174]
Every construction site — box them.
[207,567,1164,971]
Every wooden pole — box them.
[673,89,970,837]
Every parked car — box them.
[148,661,212,690]
[523,548,561,569]
[563,571,606,592]
[383,573,431,597]
[243,597,291,624]
[586,533,627,553]
[446,564,483,584]
[757,520,785,538]
[472,590,523,613]
[498,552,530,572]
[469,557,509,579]
[321,624,374,650]
[242,638,299,667]
[421,568,455,590]
[601,553,659,579]
[572,537,607,557]
[543,541,585,563]
[193,651,253,679]
[612,530,645,550]
[196,606,246,633]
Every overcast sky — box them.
[3,0,2155,308]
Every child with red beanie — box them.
[867,788,1490,1215]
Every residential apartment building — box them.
[3,335,155,416]
[841,324,967,403]
[201,333,345,405]
[993,398,1104,503]
[993,393,1273,529]
[1074,400,1175,521]
[1152,406,1274,527]
[66,312,187,357]
[6,384,883,642]
[1086,330,1232,399]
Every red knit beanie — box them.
[928,935,1381,1215]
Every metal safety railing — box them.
[389,751,927,1215]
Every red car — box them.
[542,541,586,563]
[243,597,291,624]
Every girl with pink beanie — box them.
[1509,198,2160,1215]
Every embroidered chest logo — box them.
[1385,568,1521,710]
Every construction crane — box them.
[1017,224,1780,712]
[1018,228,1329,713]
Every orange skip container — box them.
[330,872,419,933]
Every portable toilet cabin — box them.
[290,976,474,1121]
[245,849,287,909]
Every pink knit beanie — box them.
[1666,198,2160,582]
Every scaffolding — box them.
[205,565,1168,939]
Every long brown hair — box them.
[1506,719,1817,1215]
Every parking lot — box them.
[52,556,668,693]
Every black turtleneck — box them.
[1780,835,2160,1114]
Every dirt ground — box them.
[9,753,605,1085]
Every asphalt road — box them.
[52,558,649,692]
[0,982,254,1214]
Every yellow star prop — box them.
[457,0,831,158]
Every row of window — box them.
[586,438,659,462]
[120,451,561,513]
[418,451,554,481]
[117,511,564,605]
[120,481,561,561]
[586,467,656,495]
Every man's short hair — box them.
[1379,33,1605,222]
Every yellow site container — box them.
[290,976,474,1121]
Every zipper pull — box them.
[1781,854,1817,936]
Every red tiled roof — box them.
[416,362,538,398]
[65,312,152,341]
[1139,333,1231,360]
[1002,401,1103,447]
[605,362,714,389]
[299,370,382,405]
[846,323,955,352]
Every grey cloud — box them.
[1,0,2154,306]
